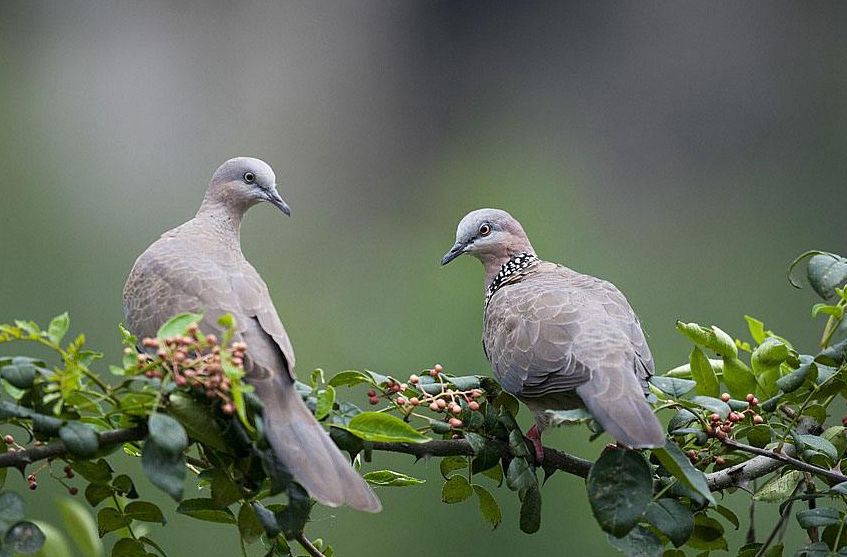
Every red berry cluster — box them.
[704,393,762,441]
[135,324,243,415]
[367,363,485,430]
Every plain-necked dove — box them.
[123,157,381,512]
[441,208,665,456]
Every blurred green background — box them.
[1,1,845,555]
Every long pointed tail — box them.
[252,374,381,512]
[576,377,665,449]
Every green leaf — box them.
[343,412,429,443]
[652,442,715,505]
[59,422,99,458]
[237,503,264,545]
[805,252,847,301]
[96,508,127,537]
[676,322,737,356]
[472,485,502,529]
[586,448,653,537]
[56,498,101,557]
[722,357,758,400]
[84,484,114,507]
[607,524,662,557]
[796,507,841,529]
[47,313,70,345]
[363,470,425,487]
[794,433,839,464]
[110,538,146,557]
[505,457,537,492]
[0,491,25,531]
[71,459,113,484]
[1,360,38,389]
[689,347,719,397]
[148,413,188,456]
[650,376,696,399]
[210,470,241,507]
[141,439,185,501]
[124,501,165,525]
[776,360,817,393]
[156,312,203,340]
[5,521,45,554]
[314,386,335,421]
[689,396,731,419]
[753,470,802,502]
[752,337,791,367]
[687,514,727,550]
[715,504,740,530]
[645,499,693,547]
[442,475,473,503]
[167,392,229,452]
[745,315,767,344]
[519,484,542,534]
[327,370,375,388]
[111,475,138,499]
[176,499,236,524]
[439,456,467,479]
[545,408,594,426]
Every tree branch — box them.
[368,438,594,478]
[0,426,147,470]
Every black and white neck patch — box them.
[485,252,539,305]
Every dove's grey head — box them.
[441,208,535,271]
[205,157,290,216]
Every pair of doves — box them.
[123,157,664,513]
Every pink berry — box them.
[434,364,443,373]
[753,415,764,425]
[396,397,408,406]
[409,397,420,406]
[368,396,379,406]
[468,401,480,411]
[429,402,440,412]
[448,418,462,428]
[436,399,447,410]
[409,375,420,384]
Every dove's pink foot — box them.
[527,424,545,463]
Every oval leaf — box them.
[148,413,188,456]
[176,498,235,524]
[363,470,425,487]
[645,499,693,547]
[442,475,473,504]
[652,442,715,505]
[5,521,45,554]
[156,313,203,340]
[344,412,429,443]
[59,422,99,458]
[586,448,653,538]
[690,347,720,397]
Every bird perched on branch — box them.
[123,157,380,512]
[441,208,665,459]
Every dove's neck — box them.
[194,198,246,250]
[484,252,539,303]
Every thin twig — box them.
[721,437,847,485]
[296,532,326,557]
[0,426,146,469]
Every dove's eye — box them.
[478,223,492,236]
[243,172,256,184]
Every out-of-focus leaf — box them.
[343,412,429,443]
[5,521,46,554]
[59,422,99,458]
[148,413,188,456]
[31,521,72,557]
[141,440,185,501]
[586,448,652,537]
[0,491,25,531]
[56,498,101,557]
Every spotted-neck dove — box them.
[441,208,665,454]
[123,157,381,512]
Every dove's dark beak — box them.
[267,187,291,216]
[441,241,467,265]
